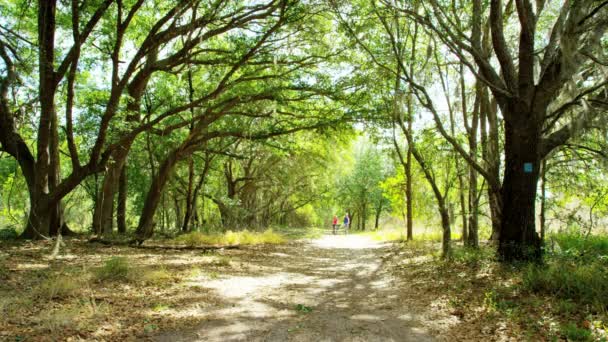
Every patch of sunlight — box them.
[351,314,383,321]
[311,235,386,249]
[16,263,49,270]
[190,273,316,299]
[399,313,414,320]
[399,255,434,265]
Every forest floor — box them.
[0,231,575,341]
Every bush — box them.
[94,257,131,282]
[450,245,495,265]
[551,232,608,262]
[523,261,608,311]
[0,227,19,240]
[560,322,592,342]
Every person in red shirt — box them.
[332,215,338,234]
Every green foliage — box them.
[523,262,608,311]
[450,245,495,265]
[335,140,391,230]
[0,227,19,240]
[295,304,313,313]
[362,229,407,242]
[94,257,131,282]
[551,232,608,262]
[560,322,592,342]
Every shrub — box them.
[94,257,131,282]
[451,245,495,265]
[560,322,592,341]
[523,261,608,311]
[551,232,608,262]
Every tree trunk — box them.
[361,203,367,231]
[117,163,127,234]
[181,157,195,232]
[22,0,58,239]
[440,202,451,258]
[498,108,542,262]
[540,159,547,243]
[134,148,183,242]
[485,97,502,241]
[405,124,413,240]
[458,178,468,243]
[466,108,479,248]
[173,192,182,230]
[186,156,211,231]
[92,168,117,235]
[92,145,131,236]
[374,203,382,230]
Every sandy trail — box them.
[154,234,434,342]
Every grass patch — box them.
[523,261,608,312]
[35,307,79,332]
[362,229,406,242]
[151,303,171,312]
[550,232,608,262]
[175,229,285,246]
[140,267,173,286]
[450,245,495,265]
[36,274,83,300]
[93,256,131,282]
[360,228,463,243]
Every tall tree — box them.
[385,0,608,261]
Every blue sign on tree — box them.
[523,162,533,173]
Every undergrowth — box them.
[432,232,608,341]
[94,256,131,282]
[175,229,285,246]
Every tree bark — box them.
[440,201,451,258]
[540,159,547,243]
[466,84,480,248]
[92,145,132,236]
[117,162,127,234]
[181,157,195,232]
[374,202,382,230]
[21,0,58,239]
[134,147,185,242]
[498,104,542,262]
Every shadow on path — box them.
[153,233,435,342]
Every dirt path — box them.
[154,234,435,341]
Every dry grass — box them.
[0,238,240,340]
[36,273,84,299]
[174,228,286,246]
